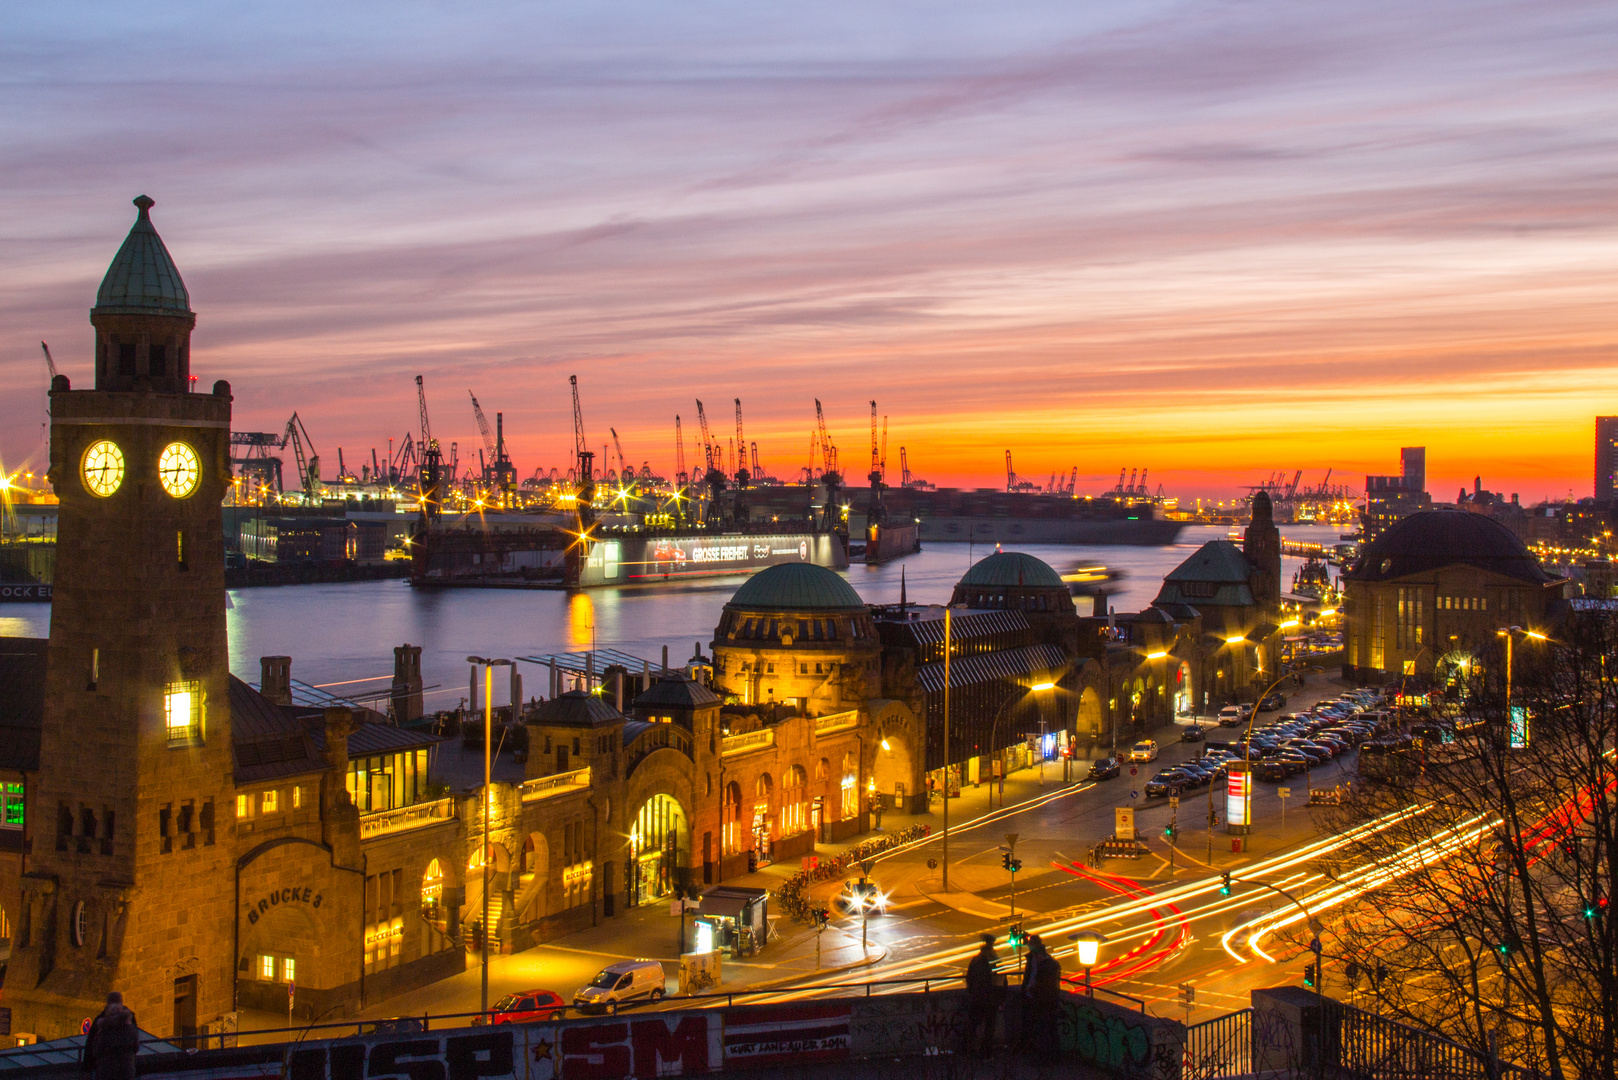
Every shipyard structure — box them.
[0,199,1282,1043]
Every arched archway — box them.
[752,774,774,860]
[629,793,689,904]
[422,858,446,934]
[1172,661,1191,717]
[464,841,511,950]
[1077,686,1103,749]
[519,832,550,922]
[781,766,808,837]
[840,752,859,821]
[722,781,742,856]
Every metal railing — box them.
[519,766,591,802]
[814,709,859,735]
[721,729,774,756]
[358,797,454,839]
[1335,1005,1541,1080]
[1183,1007,1251,1080]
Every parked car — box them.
[1145,769,1193,798]
[481,989,567,1024]
[574,960,667,1010]
[1128,740,1159,762]
[1088,756,1122,781]
[1254,758,1294,782]
[1258,693,1287,712]
[1181,724,1206,743]
[1217,705,1244,727]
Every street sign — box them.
[1278,787,1292,799]
[1129,789,1138,800]
[1129,766,1138,776]
[1169,796,1180,809]
[1179,984,1195,1005]
[1005,833,1019,849]
[1116,807,1135,840]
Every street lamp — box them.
[1495,626,1547,748]
[466,655,513,1020]
[987,681,1055,809]
[1070,930,1108,995]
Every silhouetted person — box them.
[82,992,139,1080]
[962,933,1001,1057]
[1015,934,1043,1053]
[1029,940,1064,1064]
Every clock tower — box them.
[8,197,236,1040]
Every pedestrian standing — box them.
[82,992,140,1080]
[962,934,1001,1057]
[1016,934,1044,1053]
[1030,940,1064,1064]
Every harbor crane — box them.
[814,400,843,532]
[570,375,596,529]
[733,399,750,486]
[415,375,444,520]
[39,341,57,379]
[1005,451,1039,493]
[469,391,497,481]
[899,447,933,491]
[674,416,688,485]
[282,412,320,500]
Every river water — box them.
[0,523,1343,711]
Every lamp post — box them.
[1070,930,1107,995]
[466,655,512,1020]
[1495,626,1546,748]
[942,608,951,893]
[986,682,1054,809]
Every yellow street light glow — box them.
[1225,636,1247,645]
[1031,682,1056,692]
[1317,608,1336,617]
[1146,651,1168,660]
[880,738,891,751]
[1278,619,1300,629]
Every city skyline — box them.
[5,1,1618,501]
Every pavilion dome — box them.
[956,551,1065,591]
[726,563,866,612]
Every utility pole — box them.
[942,608,952,893]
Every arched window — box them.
[841,751,859,819]
[781,766,807,835]
[722,781,742,855]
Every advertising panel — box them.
[1114,807,1135,841]
[578,532,847,586]
[1226,765,1252,835]
[721,1003,850,1069]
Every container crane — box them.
[282,412,320,500]
[814,400,843,533]
[469,391,497,486]
[674,416,687,485]
[879,416,888,485]
[694,399,728,520]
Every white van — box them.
[573,959,667,1009]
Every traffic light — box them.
[1008,923,1025,948]
[1163,823,1176,839]
[1219,872,1232,896]
[1002,852,1013,871]
[1584,896,1608,920]
[1303,964,1317,989]
[1009,857,1022,874]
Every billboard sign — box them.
[1226,765,1252,834]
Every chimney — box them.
[510,664,523,719]
[662,645,669,673]
[614,672,624,712]
[392,643,423,724]
[261,655,292,706]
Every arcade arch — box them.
[629,793,689,904]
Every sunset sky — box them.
[4,1,1617,502]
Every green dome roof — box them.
[94,196,191,316]
[727,563,866,611]
[958,551,1065,590]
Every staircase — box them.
[462,892,506,953]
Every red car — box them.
[480,989,567,1024]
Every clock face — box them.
[81,439,125,497]
[158,442,201,498]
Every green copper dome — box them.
[957,551,1064,590]
[93,195,191,316]
[727,563,866,612]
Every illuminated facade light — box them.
[164,681,202,743]
[1145,651,1168,660]
[1031,681,1056,691]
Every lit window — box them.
[292,786,302,809]
[259,954,275,980]
[164,681,201,743]
[1,782,23,830]
[281,957,296,983]
[262,790,278,813]
[236,794,252,819]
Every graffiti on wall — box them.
[1061,998,1184,1080]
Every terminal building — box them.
[1341,509,1569,685]
[0,199,1197,1042]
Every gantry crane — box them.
[733,399,749,487]
[674,416,687,485]
[570,375,595,528]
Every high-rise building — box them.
[1595,417,1618,504]
[1363,447,1431,543]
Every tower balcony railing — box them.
[520,766,592,803]
[359,797,454,840]
[721,729,774,757]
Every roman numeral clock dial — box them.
[80,439,124,497]
[159,441,201,498]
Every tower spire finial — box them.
[133,194,154,217]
